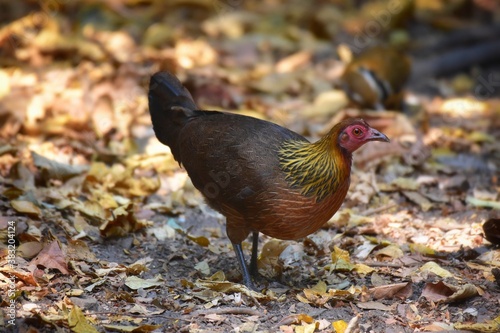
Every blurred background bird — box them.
[340,46,411,111]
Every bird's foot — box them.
[243,279,259,292]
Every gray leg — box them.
[233,243,257,291]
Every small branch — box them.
[189,307,262,317]
[361,203,398,216]
[363,261,403,268]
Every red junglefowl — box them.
[149,72,389,290]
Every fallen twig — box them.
[363,262,403,268]
[188,307,262,317]
[361,203,397,216]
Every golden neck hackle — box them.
[278,130,351,201]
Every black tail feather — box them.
[148,72,198,159]
[149,72,197,111]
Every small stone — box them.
[70,297,99,311]
[439,175,469,193]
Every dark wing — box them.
[177,111,307,213]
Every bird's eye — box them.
[353,127,363,136]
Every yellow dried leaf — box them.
[296,314,315,324]
[187,235,210,247]
[332,246,350,262]
[353,263,375,275]
[391,177,420,190]
[92,191,118,210]
[409,243,436,256]
[468,131,494,143]
[86,162,109,182]
[82,200,106,220]
[258,239,289,278]
[331,286,363,299]
[68,305,99,333]
[295,322,317,333]
[328,260,354,272]
[10,200,41,217]
[455,315,500,333]
[66,289,84,296]
[180,279,194,288]
[121,175,160,197]
[296,294,310,304]
[446,284,479,303]
[332,320,348,333]
[375,244,404,259]
[100,203,149,237]
[311,281,327,294]
[363,235,391,246]
[419,261,454,278]
[208,271,226,282]
[195,277,271,300]
[302,288,330,306]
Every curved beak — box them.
[368,128,390,142]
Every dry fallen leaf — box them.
[100,203,150,238]
[30,240,69,274]
[454,314,500,332]
[418,261,454,279]
[17,241,43,259]
[298,284,364,307]
[10,200,42,217]
[329,246,355,271]
[124,275,163,290]
[258,239,289,278]
[409,243,437,257]
[421,281,478,303]
[102,324,161,332]
[194,260,211,276]
[374,244,404,260]
[332,320,348,333]
[32,151,88,181]
[370,282,413,300]
[68,305,99,333]
[357,301,392,311]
